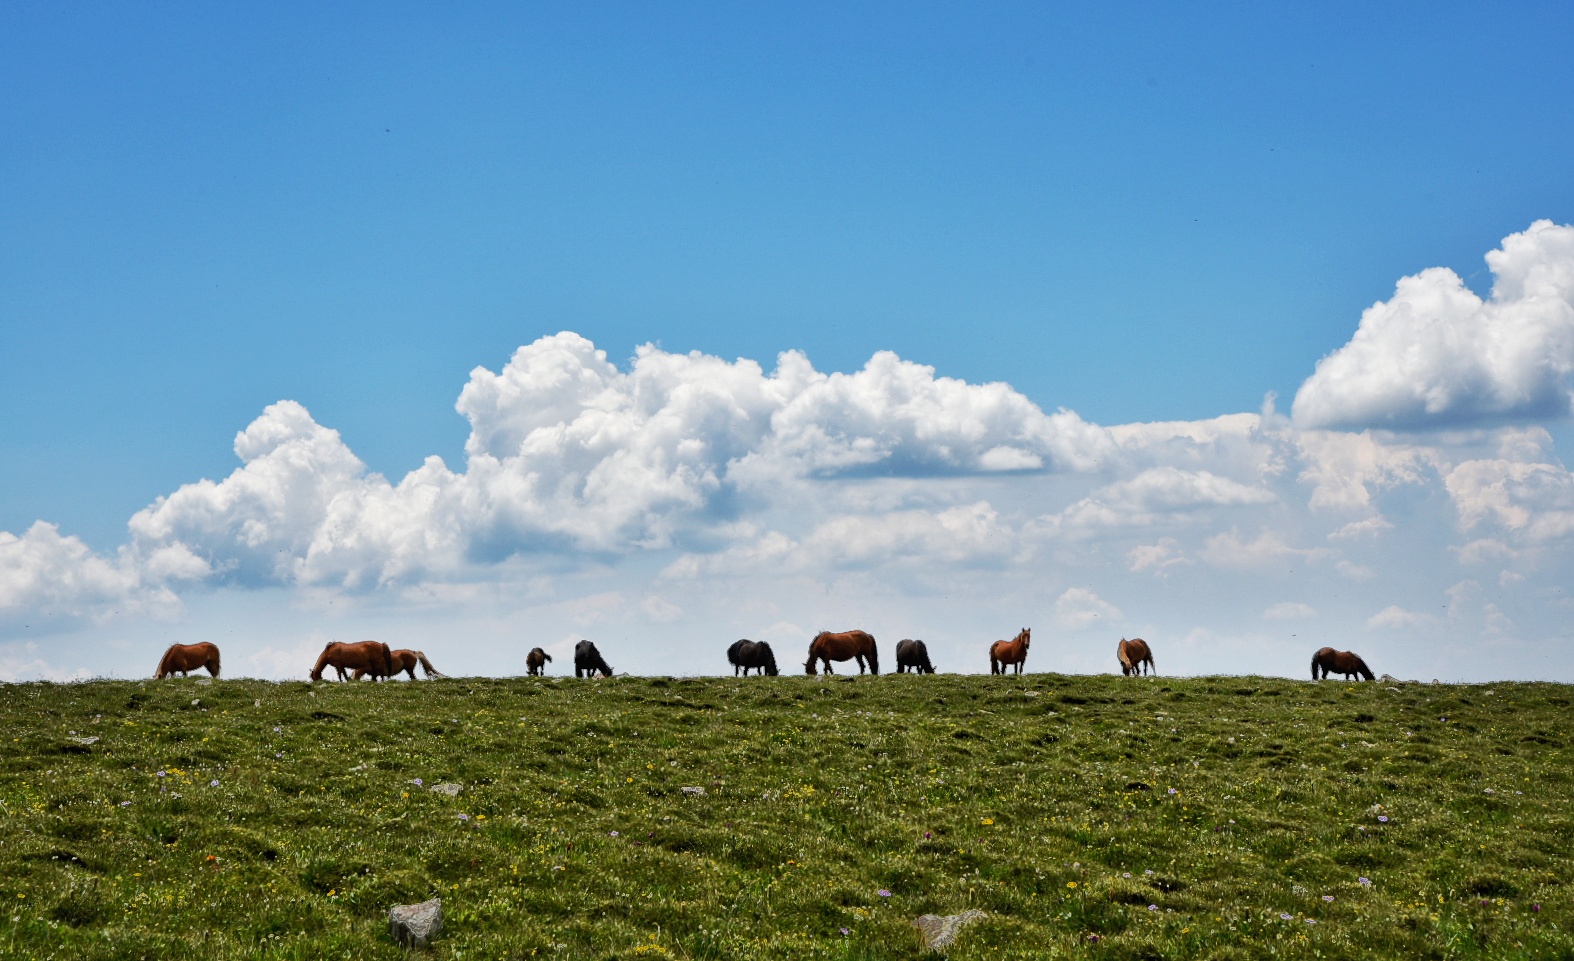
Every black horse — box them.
[727,639,779,676]
[894,639,935,674]
[574,640,613,678]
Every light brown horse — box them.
[989,628,1031,675]
[1312,647,1374,680]
[526,647,552,676]
[311,641,394,681]
[353,649,442,681]
[155,642,221,679]
[804,630,879,675]
[1117,637,1154,676]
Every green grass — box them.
[0,673,1570,960]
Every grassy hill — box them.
[0,672,1569,960]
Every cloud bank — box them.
[6,222,1574,680]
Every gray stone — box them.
[429,782,462,797]
[913,910,986,952]
[681,786,705,797]
[69,736,99,746]
[388,897,442,948]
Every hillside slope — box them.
[1,673,1569,959]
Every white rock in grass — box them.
[681,786,705,797]
[914,910,986,951]
[388,898,442,948]
[429,783,462,797]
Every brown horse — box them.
[1117,637,1154,676]
[353,649,442,680]
[526,647,553,676]
[155,642,221,679]
[311,641,394,681]
[1312,647,1374,680]
[804,630,879,675]
[989,628,1031,675]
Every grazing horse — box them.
[804,630,879,675]
[155,643,221,679]
[574,640,613,678]
[310,641,394,681]
[894,639,935,674]
[989,628,1031,675]
[1312,647,1374,681]
[1117,637,1154,676]
[526,647,553,676]
[353,649,442,680]
[727,639,779,676]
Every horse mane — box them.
[154,644,178,678]
[209,644,221,678]
[762,643,778,673]
[1352,653,1375,680]
[1117,639,1134,671]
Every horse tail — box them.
[380,643,395,680]
[1310,651,1319,680]
[154,644,177,679]
[866,634,879,675]
[543,652,553,663]
[727,639,745,665]
[415,651,443,678]
[209,645,221,678]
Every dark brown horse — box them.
[1117,637,1154,676]
[727,639,779,676]
[1312,647,1374,680]
[894,639,935,674]
[574,640,613,678]
[353,649,442,680]
[526,647,553,676]
[311,641,394,681]
[989,628,1031,675]
[155,642,221,679]
[805,630,879,675]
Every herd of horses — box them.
[152,631,1379,683]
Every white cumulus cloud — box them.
[1294,220,1574,430]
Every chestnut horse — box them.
[727,639,779,676]
[155,643,221,679]
[989,628,1031,675]
[804,630,879,675]
[353,649,442,680]
[1117,638,1154,676]
[894,639,935,674]
[1312,647,1374,680]
[311,641,394,681]
[526,647,553,676]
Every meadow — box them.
[0,671,1569,960]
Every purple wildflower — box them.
[1377,815,1388,823]
[839,928,849,936]
[209,779,219,787]
[1322,895,1334,902]
[1148,904,1158,911]
[1280,913,1293,921]
[878,889,892,898]
[1358,877,1371,886]
[609,831,619,837]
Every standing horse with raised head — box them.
[894,639,935,674]
[526,647,553,676]
[804,630,879,675]
[575,640,613,678]
[1117,638,1154,676]
[727,640,779,676]
[354,649,442,680]
[310,641,394,681]
[989,628,1031,675]
[155,643,221,679]
[1312,647,1374,680]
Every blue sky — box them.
[4,4,1574,681]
